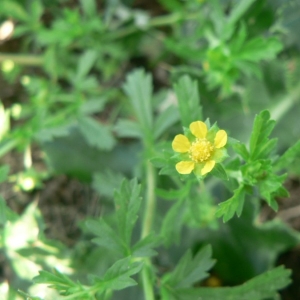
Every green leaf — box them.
[86,219,126,257]
[77,116,116,150]
[132,233,159,257]
[163,245,215,289]
[255,138,278,160]
[164,39,204,62]
[74,50,97,82]
[210,163,228,181]
[0,196,7,225]
[35,124,71,142]
[79,97,107,115]
[94,257,143,292]
[232,143,249,161]
[87,179,143,257]
[156,181,192,200]
[123,69,153,134]
[154,105,180,139]
[168,266,290,300]
[29,0,43,21]
[198,201,300,285]
[114,119,142,139]
[33,269,81,295]
[215,185,245,222]
[0,1,29,21]
[227,0,257,26]
[92,170,124,198]
[259,173,287,209]
[274,139,300,171]
[238,37,283,62]
[114,179,141,247]
[80,0,97,17]
[174,75,202,127]
[161,198,185,246]
[0,165,9,183]
[249,110,276,160]
[158,0,183,12]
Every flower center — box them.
[189,138,214,163]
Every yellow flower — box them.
[172,121,227,176]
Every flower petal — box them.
[172,134,190,153]
[190,121,207,138]
[214,130,227,148]
[201,160,215,175]
[176,161,195,174]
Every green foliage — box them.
[215,185,245,222]
[86,179,159,259]
[123,69,153,138]
[216,110,291,222]
[164,266,290,300]
[33,269,84,297]
[162,245,215,290]
[174,75,202,127]
[161,244,291,300]
[33,257,143,298]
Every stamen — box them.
[189,138,214,163]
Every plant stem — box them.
[24,145,32,169]
[269,84,300,122]
[106,11,201,41]
[141,160,156,300]
[0,53,43,66]
[141,160,156,238]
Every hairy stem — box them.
[141,160,156,238]
[141,160,156,300]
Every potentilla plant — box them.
[20,70,300,300]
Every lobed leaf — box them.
[114,119,143,139]
[33,269,80,295]
[78,116,116,150]
[154,105,180,139]
[227,0,257,27]
[215,185,245,222]
[173,75,202,127]
[232,143,250,161]
[274,139,300,171]
[163,245,215,289]
[132,233,160,257]
[114,179,141,247]
[123,69,153,135]
[161,198,185,246]
[94,257,143,292]
[86,219,126,257]
[249,110,276,160]
[169,266,291,300]
[92,170,124,198]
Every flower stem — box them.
[141,160,156,300]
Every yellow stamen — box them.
[189,138,214,163]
